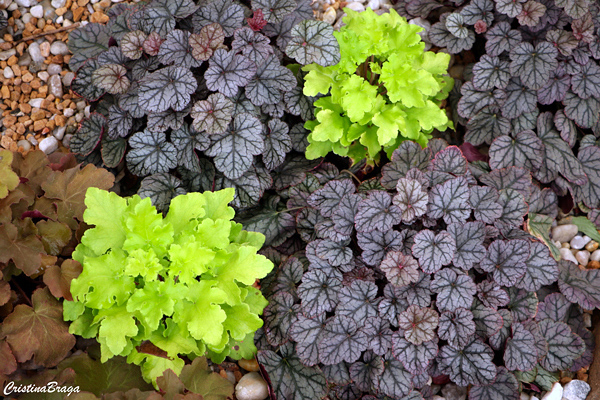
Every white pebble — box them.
[37,70,49,81]
[53,126,66,140]
[0,48,16,61]
[84,105,91,118]
[56,15,63,24]
[235,372,269,400]
[322,7,336,24]
[576,250,590,266]
[63,108,74,117]
[367,0,379,9]
[584,312,592,328]
[50,41,69,56]
[531,397,540,400]
[17,139,31,151]
[62,71,74,86]
[51,0,67,8]
[28,135,38,146]
[39,136,59,154]
[570,235,591,250]
[30,5,43,18]
[3,66,13,79]
[47,63,62,75]
[520,393,530,400]
[560,248,579,264]
[562,380,590,400]
[62,133,72,147]
[541,382,563,400]
[27,42,45,63]
[591,249,600,261]
[29,98,44,108]
[345,1,365,11]
[15,0,36,7]
[551,224,579,243]
[22,12,33,24]
[48,74,63,98]
[433,396,446,400]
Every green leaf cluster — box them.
[303,8,454,163]
[64,187,274,385]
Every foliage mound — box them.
[66,0,340,211]
[65,187,274,384]
[302,8,453,164]
[0,149,114,377]
[243,140,599,400]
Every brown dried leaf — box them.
[0,287,75,367]
[0,223,44,276]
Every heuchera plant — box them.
[66,0,340,211]
[64,187,274,384]
[302,8,453,165]
[241,140,599,400]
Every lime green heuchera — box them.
[63,187,273,385]
[303,8,454,164]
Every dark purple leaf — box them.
[516,240,559,291]
[466,107,512,146]
[507,287,539,322]
[398,305,439,345]
[70,112,106,156]
[263,291,299,346]
[447,222,486,270]
[427,177,471,225]
[536,292,571,322]
[318,315,369,365]
[397,272,432,307]
[496,0,527,16]
[489,132,544,170]
[257,342,327,400]
[377,354,414,398]
[252,0,296,23]
[462,0,495,25]
[573,145,600,209]
[412,230,456,274]
[495,188,529,231]
[358,230,403,267]
[472,301,505,339]
[315,239,353,267]
[429,19,475,54]
[350,351,384,392]
[501,77,537,119]
[554,110,577,148]
[488,309,514,350]
[479,166,532,200]
[563,90,600,128]
[477,280,510,309]
[485,21,522,57]
[468,367,519,400]
[337,280,379,322]
[458,81,506,120]
[193,0,244,37]
[289,313,326,366]
[126,129,177,176]
[504,322,538,371]
[157,29,201,68]
[308,179,355,217]
[171,124,209,172]
[438,338,497,386]
[431,268,476,311]
[538,319,585,371]
[438,308,476,349]
[537,72,571,105]
[392,333,438,374]
[263,118,292,170]
[355,191,402,233]
[332,194,362,238]
[378,283,409,325]
[363,318,393,356]
[297,269,341,317]
[469,186,503,225]
[381,141,431,189]
[205,49,257,98]
[472,55,511,90]
[380,251,420,288]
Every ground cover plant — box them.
[302,8,453,164]
[245,139,600,399]
[66,0,340,211]
[66,187,274,384]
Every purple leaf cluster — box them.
[67,0,338,211]
[250,141,597,400]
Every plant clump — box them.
[65,187,274,384]
[66,0,340,211]
[302,8,454,165]
[243,140,599,400]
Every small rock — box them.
[27,43,45,63]
[589,260,600,269]
[27,135,38,146]
[531,397,539,400]
[30,4,43,18]
[441,383,466,400]
[562,380,590,400]
[38,70,49,81]
[53,126,66,140]
[0,0,12,10]
[562,242,571,248]
[39,136,58,154]
[62,133,72,147]
[225,370,236,385]
[576,250,590,266]
[345,1,365,11]
[50,41,69,56]
[3,66,13,78]
[39,41,51,58]
[84,104,91,118]
[0,48,16,61]
[48,74,63,98]
[51,0,66,7]
[551,224,579,243]
[63,108,74,117]
[520,393,530,400]
[322,6,336,24]
[235,372,269,400]
[17,139,31,151]
[15,0,36,6]
[584,312,592,328]
[433,396,446,400]
[238,358,260,372]
[367,0,379,9]
[47,63,62,75]
[585,240,599,252]
[541,382,562,400]
[591,249,600,262]
[62,71,74,86]
[29,98,44,108]
[570,235,591,250]
[560,248,578,264]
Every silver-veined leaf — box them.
[392,333,438,374]
[286,20,340,67]
[126,129,177,176]
[468,367,519,400]
[412,230,456,274]
[355,191,402,233]
[380,251,420,288]
[438,338,497,386]
[191,93,234,135]
[318,315,369,365]
[480,239,529,287]
[138,66,197,113]
[538,318,585,371]
[431,268,476,311]
[205,49,257,98]
[438,308,475,349]
[504,322,538,371]
[398,305,439,345]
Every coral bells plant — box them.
[243,140,600,400]
[302,8,454,165]
[64,188,274,384]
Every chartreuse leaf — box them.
[67,188,273,384]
